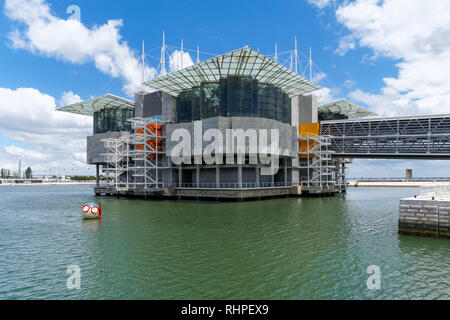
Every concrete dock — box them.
[399,195,450,238]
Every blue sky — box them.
[0,0,395,101]
[1,0,450,178]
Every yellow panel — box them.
[299,123,320,159]
[299,123,320,137]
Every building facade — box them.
[58,47,375,199]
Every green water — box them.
[0,185,448,300]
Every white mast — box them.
[309,47,312,81]
[294,36,298,74]
[141,40,145,92]
[160,31,166,76]
[290,52,293,71]
[197,46,200,64]
[180,39,184,69]
[274,43,278,63]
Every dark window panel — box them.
[252,79,259,117]
[241,76,253,117]
[192,87,201,121]
[227,76,242,117]
[201,82,220,119]
[219,78,228,116]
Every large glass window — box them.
[191,87,201,121]
[201,83,220,119]
[241,77,253,117]
[175,76,292,124]
[177,91,192,123]
[227,76,242,117]
[93,108,133,134]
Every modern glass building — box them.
[57,47,375,199]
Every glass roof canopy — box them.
[145,47,321,97]
[56,94,135,116]
[318,99,377,119]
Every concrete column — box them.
[238,165,243,189]
[178,165,182,187]
[216,165,220,188]
[292,158,300,185]
[292,94,318,125]
[96,164,100,187]
[196,166,200,188]
[271,171,275,186]
[256,165,260,187]
[284,159,288,185]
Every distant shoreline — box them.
[0,182,96,187]
[348,180,450,188]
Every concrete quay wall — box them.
[399,198,450,238]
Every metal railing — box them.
[175,182,293,189]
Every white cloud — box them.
[4,0,158,96]
[335,35,356,56]
[344,80,356,89]
[306,0,335,9]
[334,0,450,117]
[311,71,327,83]
[312,87,334,104]
[0,87,92,175]
[59,91,81,107]
[169,50,195,73]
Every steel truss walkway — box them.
[321,114,450,159]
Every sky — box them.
[0,0,450,178]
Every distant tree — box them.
[70,176,96,181]
[25,167,32,179]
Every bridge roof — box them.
[56,94,135,116]
[145,47,321,97]
[319,99,376,119]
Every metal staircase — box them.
[298,135,336,188]
[102,136,130,191]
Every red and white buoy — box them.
[82,202,102,219]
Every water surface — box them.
[0,185,448,299]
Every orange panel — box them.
[135,125,163,158]
[299,123,320,159]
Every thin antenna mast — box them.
[294,36,298,73]
[180,39,184,69]
[141,40,145,92]
[197,46,200,64]
[274,43,278,62]
[161,31,166,76]
[290,52,293,71]
[309,47,312,81]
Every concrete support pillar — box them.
[178,165,182,187]
[284,159,288,185]
[196,166,200,188]
[292,158,300,185]
[292,95,318,125]
[238,165,243,189]
[271,171,275,186]
[256,165,260,187]
[96,164,100,187]
[216,165,220,188]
